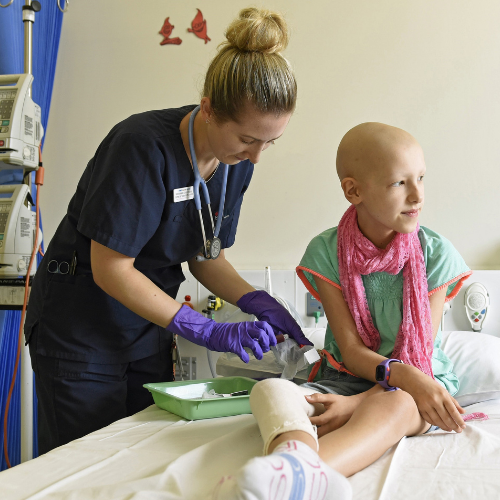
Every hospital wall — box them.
[41,0,500,270]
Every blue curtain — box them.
[0,0,64,469]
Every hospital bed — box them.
[1,329,500,500]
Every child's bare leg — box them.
[268,430,317,453]
[318,389,430,477]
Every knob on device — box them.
[464,282,490,332]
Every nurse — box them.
[25,7,310,454]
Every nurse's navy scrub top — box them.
[24,105,254,363]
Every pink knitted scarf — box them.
[337,205,434,378]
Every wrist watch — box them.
[375,359,403,391]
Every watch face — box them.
[375,365,385,382]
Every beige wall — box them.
[42,0,500,269]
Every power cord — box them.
[2,156,44,468]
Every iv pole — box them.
[20,0,41,463]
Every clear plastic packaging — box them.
[218,328,324,381]
[270,337,320,380]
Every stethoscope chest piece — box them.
[207,237,221,260]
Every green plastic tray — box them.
[143,376,257,421]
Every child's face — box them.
[356,141,426,245]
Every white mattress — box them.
[1,397,499,500]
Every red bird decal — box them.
[188,9,211,44]
[159,17,182,45]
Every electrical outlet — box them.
[175,356,197,381]
[306,292,324,318]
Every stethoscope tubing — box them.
[188,106,211,212]
[188,105,228,240]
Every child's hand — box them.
[305,393,361,437]
[405,373,466,432]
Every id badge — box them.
[173,186,194,203]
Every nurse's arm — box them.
[91,240,182,328]
[188,250,254,305]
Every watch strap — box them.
[376,358,402,391]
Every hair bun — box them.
[225,8,289,54]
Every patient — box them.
[214,123,472,500]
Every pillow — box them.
[440,330,500,406]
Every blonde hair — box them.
[203,8,297,122]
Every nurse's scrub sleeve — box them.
[77,133,166,258]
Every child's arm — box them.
[385,287,466,431]
[314,277,466,433]
[428,287,447,342]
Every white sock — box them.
[212,440,352,500]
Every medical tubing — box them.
[274,295,291,314]
[278,298,303,328]
[3,161,44,468]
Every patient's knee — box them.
[381,390,422,433]
[393,389,418,414]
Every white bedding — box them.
[1,398,499,500]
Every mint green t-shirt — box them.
[297,226,471,395]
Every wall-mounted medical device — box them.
[0,74,43,170]
[0,184,42,279]
[464,282,490,332]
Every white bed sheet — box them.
[1,399,499,500]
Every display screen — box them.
[375,365,385,381]
[0,193,13,199]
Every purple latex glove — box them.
[168,305,277,363]
[237,290,313,346]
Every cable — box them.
[176,337,184,381]
[2,151,44,468]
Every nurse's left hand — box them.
[237,290,313,346]
[167,305,277,363]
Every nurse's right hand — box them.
[167,305,277,363]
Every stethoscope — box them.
[188,105,229,261]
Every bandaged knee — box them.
[250,378,318,454]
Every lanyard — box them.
[188,105,229,260]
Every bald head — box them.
[336,123,421,182]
